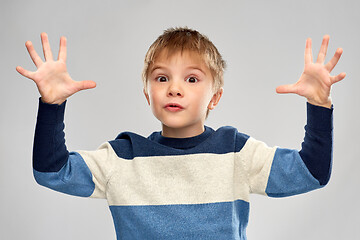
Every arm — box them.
[17,33,100,196]
[246,103,333,197]
[276,35,345,183]
[261,103,333,198]
[248,36,344,197]
[33,98,95,197]
[33,98,113,198]
[299,102,333,186]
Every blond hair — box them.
[142,27,226,92]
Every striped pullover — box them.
[33,98,333,239]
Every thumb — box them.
[76,80,97,91]
[276,84,297,94]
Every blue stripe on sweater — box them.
[33,152,95,197]
[265,148,321,197]
[109,200,249,240]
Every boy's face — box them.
[144,49,222,138]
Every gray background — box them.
[1,0,359,239]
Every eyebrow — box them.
[186,67,207,76]
[150,65,207,76]
[150,65,166,74]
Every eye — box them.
[186,76,198,83]
[156,76,168,82]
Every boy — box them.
[16,27,345,239]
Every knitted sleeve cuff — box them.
[36,98,67,124]
[306,102,333,131]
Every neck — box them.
[161,123,205,138]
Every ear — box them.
[143,89,150,105]
[207,88,223,110]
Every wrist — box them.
[40,96,67,105]
[307,97,332,109]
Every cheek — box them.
[191,90,213,111]
[148,87,163,109]
[197,86,214,103]
[147,84,158,103]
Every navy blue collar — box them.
[148,126,214,150]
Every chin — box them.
[155,112,206,131]
[162,120,188,130]
[162,118,204,130]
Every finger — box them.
[25,41,43,67]
[41,32,54,61]
[276,84,297,94]
[305,38,313,64]
[76,80,97,91]
[58,36,67,61]
[330,72,346,84]
[16,66,34,80]
[316,35,330,64]
[325,48,343,72]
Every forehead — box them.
[150,49,210,71]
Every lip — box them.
[164,103,184,112]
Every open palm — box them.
[276,35,346,108]
[16,33,96,105]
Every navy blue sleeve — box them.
[299,102,333,186]
[33,98,69,172]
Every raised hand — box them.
[276,35,346,108]
[16,33,96,105]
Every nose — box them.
[167,81,183,97]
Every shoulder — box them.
[215,126,249,138]
[206,126,250,153]
[108,131,153,159]
[215,126,249,140]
